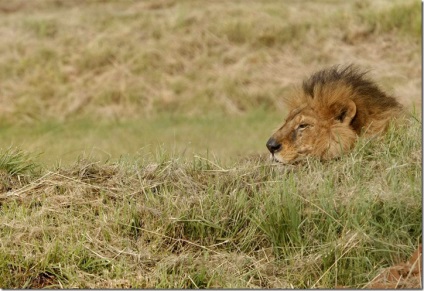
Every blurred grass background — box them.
[0,0,420,164]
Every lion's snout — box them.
[266,137,282,154]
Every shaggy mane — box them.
[283,64,403,135]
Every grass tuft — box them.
[0,147,39,176]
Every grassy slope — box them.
[0,119,421,288]
[0,0,421,288]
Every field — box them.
[0,0,422,288]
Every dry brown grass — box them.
[0,0,420,123]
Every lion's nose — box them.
[266,138,282,154]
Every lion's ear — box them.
[334,100,356,125]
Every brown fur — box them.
[266,65,403,164]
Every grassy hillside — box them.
[0,0,421,288]
[0,118,421,288]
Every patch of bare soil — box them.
[367,244,422,289]
[30,272,59,289]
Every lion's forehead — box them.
[285,107,317,124]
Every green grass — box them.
[360,1,421,39]
[0,147,39,176]
[0,109,280,166]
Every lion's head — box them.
[266,65,403,164]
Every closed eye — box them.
[297,123,310,130]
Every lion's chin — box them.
[269,154,288,164]
[269,154,281,163]
[270,153,304,165]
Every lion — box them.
[266,65,404,164]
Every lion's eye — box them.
[298,123,309,130]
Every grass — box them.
[0,147,39,176]
[0,0,421,288]
[0,0,420,124]
[0,0,420,165]
[360,1,421,39]
[0,109,279,166]
[0,118,421,288]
